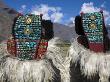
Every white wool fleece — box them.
[46,38,70,82]
[69,38,110,82]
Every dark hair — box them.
[75,15,85,35]
[12,15,19,39]
[42,20,54,40]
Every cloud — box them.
[101,1,106,8]
[18,5,27,13]
[69,17,75,24]
[51,12,63,22]
[80,2,100,13]
[31,4,64,23]
[21,5,26,9]
[80,2,110,24]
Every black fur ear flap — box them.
[42,20,54,40]
[75,15,85,35]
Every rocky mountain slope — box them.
[53,23,77,41]
[0,0,17,42]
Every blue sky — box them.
[3,0,110,24]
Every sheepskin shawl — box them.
[69,38,110,82]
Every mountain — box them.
[0,0,18,42]
[53,23,77,41]
[0,1,77,42]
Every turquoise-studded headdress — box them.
[75,11,109,52]
[7,14,53,60]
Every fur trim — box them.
[69,38,110,82]
[46,38,70,82]
[4,58,55,82]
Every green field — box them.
[56,42,71,58]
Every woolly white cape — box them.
[69,38,110,82]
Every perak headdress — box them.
[75,11,109,52]
[7,14,54,60]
